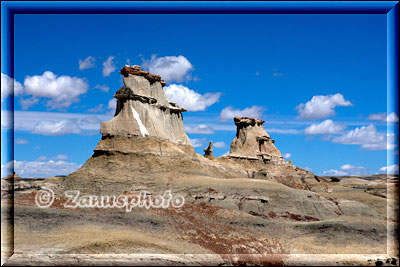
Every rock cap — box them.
[120,65,167,87]
[234,117,265,127]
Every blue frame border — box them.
[1,0,399,264]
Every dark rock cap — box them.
[234,116,265,127]
[120,65,167,87]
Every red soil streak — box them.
[14,192,70,210]
[152,202,287,266]
[280,212,320,222]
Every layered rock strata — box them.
[227,116,287,165]
[95,65,193,156]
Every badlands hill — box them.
[1,66,398,266]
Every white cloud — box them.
[368,112,399,123]
[332,124,396,150]
[103,56,116,77]
[213,141,226,148]
[88,104,104,113]
[37,156,47,161]
[3,159,82,178]
[304,119,346,135]
[190,138,207,148]
[94,84,109,92]
[24,71,89,109]
[387,112,399,123]
[321,169,348,176]
[107,98,117,115]
[164,84,221,111]
[55,154,68,160]
[19,97,39,110]
[340,164,367,175]
[142,55,193,83]
[3,110,111,133]
[1,73,23,101]
[379,164,399,174]
[283,153,291,159]
[296,93,352,120]
[15,139,28,145]
[185,124,215,134]
[31,119,82,135]
[1,110,12,130]
[79,56,95,70]
[219,105,264,122]
[367,112,386,121]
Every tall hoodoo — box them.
[228,116,286,164]
[94,65,193,155]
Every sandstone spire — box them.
[99,65,191,145]
[94,65,194,156]
[227,116,285,164]
[203,141,215,159]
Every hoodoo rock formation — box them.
[94,65,193,157]
[203,141,215,160]
[66,64,314,193]
[227,117,286,165]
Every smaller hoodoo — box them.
[227,116,287,165]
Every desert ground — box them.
[1,172,398,266]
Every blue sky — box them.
[1,14,398,177]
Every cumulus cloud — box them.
[304,119,346,135]
[23,71,89,109]
[31,119,82,135]
[379,164,399,174]
[164,84,221,111]
[185,124,215,134]
[190,138,207,148]
[88,104,104,113]
[368,112,399,123]
[15,139,28,145]
[1,73,23,101]
[103,56,116,77]
[283,153,291,159]
[142,55,194,83]
[332,124,396,150]
[296,93,352,120]
[213,141,226,148]
[94,84,110,92]
[340,164,367,175]
[3,159,82,178]
[219,105,264,122]
[79,56,95,70]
